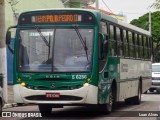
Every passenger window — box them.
[128,31,133,58]
[109,25,117,56]
[135,34,139,58]
[117,27,123,57]
[124,30,129,57]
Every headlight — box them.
[83,82,89,87]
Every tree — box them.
[130,11,160,62]
[151,0,160,9]
[7,0,19,20]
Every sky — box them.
[92,0,156,23]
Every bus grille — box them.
[25,95,83,101]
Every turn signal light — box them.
[87,78,91,82]
[18,78,21,81]
[20,82,25,86]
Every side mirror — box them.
[6,25,17,54]
[6,31,11,45]
[6,25,17,45]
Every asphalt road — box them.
[2,92,160,120]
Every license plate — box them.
[46,93,60,98]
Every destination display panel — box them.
[18,10,96,25]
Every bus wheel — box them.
[38,104,52,116]
[125,97,133,105]
[106,90,113,113]
[149,89,154,92]
[133,81,141,105]
[100,89,113,114]
[143,90,147,94]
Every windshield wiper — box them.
[48,33,51,60]
[35,25,49,47]
[73,25,89,61]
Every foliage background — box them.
[130,11,160,62]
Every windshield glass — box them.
[152,65,160,72]
[18,28,94,72]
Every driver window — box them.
[98,34,108,72]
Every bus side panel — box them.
[98,57,119,104]
[118,59,151,101]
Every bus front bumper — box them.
[14,84,98,105]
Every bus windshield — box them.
[18,28,94,72]
[152,65,160,72]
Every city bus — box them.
[6,9,152,114]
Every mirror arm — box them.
[6,25,17,43]
[6,25,17,32]
[8,46,14,54]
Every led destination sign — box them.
[32,14,82,23]
[18,11,95,25]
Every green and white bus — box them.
[6,9,152,114]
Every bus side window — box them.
[128,31,133,58]
[124,30,129,58]
[98,34,104,60]
[140,35,144,59]
[132,33,135,58]
[135,34,139,59]
[117,27,123,57]
[148,37,151,60]
[109,25,117,56]
[144,36,148,59]
[137,34,140,59]
[146,37,150,59]
[98,33,108,72]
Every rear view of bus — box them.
[150,63,160,93]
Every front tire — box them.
[100,88,114,114]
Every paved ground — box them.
[3,85,17,108]
[3,94,160,120]
[8,85,14,103]
[2,86,160,120]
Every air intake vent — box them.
[25,95,83,101]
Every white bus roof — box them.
[100,12,151,36]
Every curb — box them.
[3,103,17,109]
